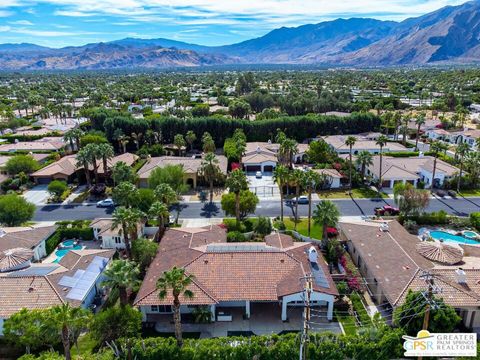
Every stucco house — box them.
[90,218,145,250]
[134,226,337,330]
[323,134,408,155]
[0,226,56,261]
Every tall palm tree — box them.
[97,143,114,177]
[156,267,195,347]
[225,169,248,228]
[376,135,389,189]
[414,113,426,151]
[313,200,340,246]
[102,259,141,306]
[75,148,92,187]
[279,138,298,168]
[112,207,144,260]
[289,168,304,230]
[154,183,178,206]
[50,304,91,360]
[200,152,222,203]
[302,170,321,238]
[401,114,410,146]
[149,201,170,240]
[201,132,216,153]
[63,130,76,153]
[356,151,373,180]
[456,142,470,192]
[429,140,449,190]
[232,129,246,167]
[83,143,100,184]
[185,130,197,151]
[273,164,290,221]
[345,136,357,191]
[174,134,186,156]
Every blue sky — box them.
[0,0,468,47]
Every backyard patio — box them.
[148,303,342,338]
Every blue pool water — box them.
[53,244,83,263]
[429,231,480,245]
[463,231,478,239]
[61,240,76,247]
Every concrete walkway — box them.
[181,218,223,228]
[62,185,87,204]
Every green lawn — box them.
[283,218,323,240]
[317,188,388,199]
[458,189,480,197]
[335,311,357,336]
[71,334,97,357]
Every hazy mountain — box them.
[1,1,480,69]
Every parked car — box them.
[447,190,457,198]
[291,195,309,204]
[96,198,115,208]
[90,183,107,196]
[255,171,262,179]
[436,189,447,198]
[374,205,400,216]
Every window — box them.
[114,236,122,244]
[151,305,158,312]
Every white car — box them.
[96,198,115,208]
[255,171,263,178]
[291,195,309,204]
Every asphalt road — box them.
[33,196,480,222]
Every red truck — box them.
[374,205,400,216]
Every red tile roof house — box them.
[0,249,115,335]
[134,226,338,335]
[339,220,480,332]
[0,226,57,261]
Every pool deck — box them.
[419,227,480,246]
[42,239,102,263]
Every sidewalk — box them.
[62,185,87,204]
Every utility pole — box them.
[299,276,313,360]
[419,270,437,360]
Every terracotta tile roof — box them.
[313,168,343,179]
[0,138,65,152]
[265,233,294,249]
[396,269,480,307]
[134,227,337,307]
[93,152,139,175]
[339,220,434,306]
[242,152,277,164]
[323,136,408,152]
[0,226,57,253]
[32,155,77,177]
[0,276,64,316]
[137,155,228,179]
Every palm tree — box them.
[102,259,141,306]
[97,143,114,177]
[200,152,222,203]
[302,170,321,238]
[225,169,248,228]
[279,138,298,168]
[414,113,426,151]
[376,135,389,189]
[149,201,169,240]
[201,132,216,153]
[456,142,470,192]
[75,148,92,187]
[313,200,340,246]
[273,164,290,221]
[174,134,186,156]
[50,304,91,360]
[83,143,100,184]
[356,151,373,180]
[112,207,144,259]
[63,130,76,153]
[345,136,357,191]
[430,140,449,190]
[154,183,178,206]
[401,114,410,146]
[131,132,142,151]
[289,168,304,230]
[232,129,246,167]
[156,267,195,347]
[185,130,197,152]
[115,132,130,154]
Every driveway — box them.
[247,174,279,198]
[22,185,50,205]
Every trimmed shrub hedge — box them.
[470,212,480,231]
[384,151,419,157]
[45,226,94,255]
[400,210,449,225]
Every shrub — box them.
[0,194,35,226]
[350,292,371,325]
[254,216,272,236]
[227,231,245,242]
[383,151,419,158]
[470,212,480,231]
[5,155,39,175]
[273,220,286,231]
[47,180,68,201]
[336,281,349,296]
[46,231,62,254]
[59,227,94,240]
[223,218,246,233]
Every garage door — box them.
[36,177,52,185]
[246,165,261,172]
[264,165,274,172]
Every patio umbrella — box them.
[416,241,464,265]
[0,247,34,272]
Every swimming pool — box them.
[53,244,83,263]
[463,231,478,239]
[429,230,480,245]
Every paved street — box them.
[33,196,480,222]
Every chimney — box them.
[455,268,466,284]
[308,246,318,264]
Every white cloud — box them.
[0,10,13,17]
[10,19,33,25]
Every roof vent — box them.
[256,146,261,153]
[455,268,466,284]
[268,139,271,144]
[0,229,6,238]
[308,246,318,264]
[204,259,208,265]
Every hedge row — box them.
[45,227,94,255]
[400,210,449,225]
[20,330,407,360]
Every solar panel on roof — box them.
[63,256,109,301]
[59,276,79,287]
[310,262,330,289]
[206,244,282,253]
[5,265,58,277]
